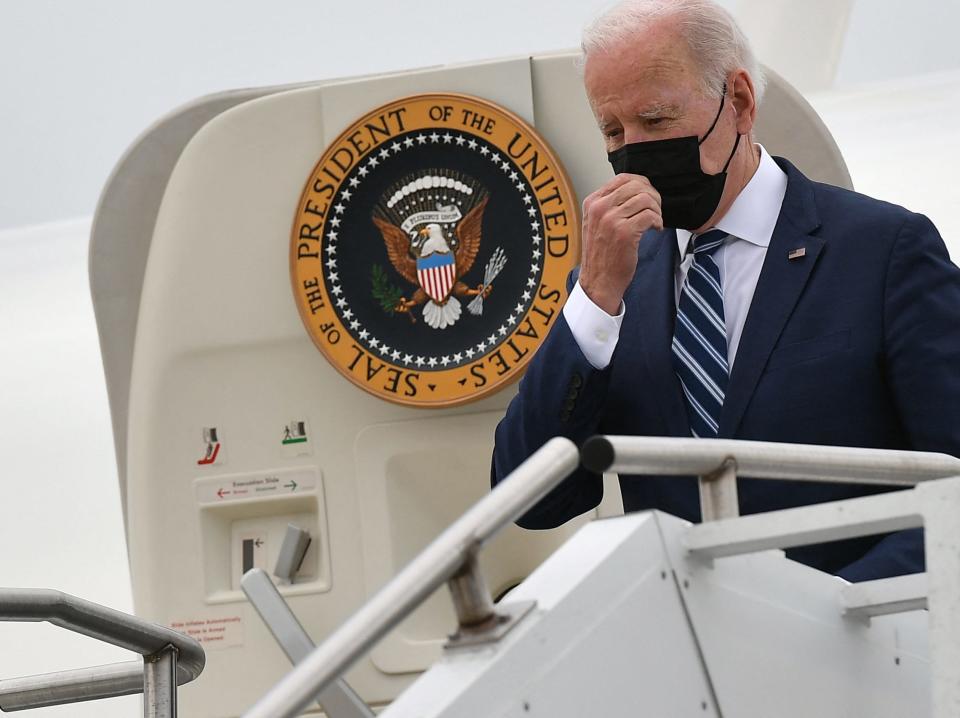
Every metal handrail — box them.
[581,435,960,485]
[0,661,146,712]
[241,568,374,718]
[241,436,579,718]
[582,435,960,484]
[0,588,204,714]
[583,435,960,521]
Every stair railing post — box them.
[143,644,178,718]
[699,457,739,521]
[447,550,496,630]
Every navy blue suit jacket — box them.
[492,157,960,582]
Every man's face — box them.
[583,17,737,177]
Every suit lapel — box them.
[628,228,691,436]
[717,158,824,438]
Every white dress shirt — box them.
[564,145,788,370]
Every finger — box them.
[584,175,629,210]
[593,172,637,198]
[590,182,660,225]
[613,192,662,220]
[618,206,664,233]
[585,172,656,211]
[604,180,661,213]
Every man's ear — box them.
[731,69,757,135]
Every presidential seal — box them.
[291,93,579,407]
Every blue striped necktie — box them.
[672,229,730,438]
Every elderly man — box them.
[492,0,960,582]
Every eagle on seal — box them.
[372,196,492,329]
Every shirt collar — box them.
[676,144,788,256]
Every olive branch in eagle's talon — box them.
[371,264,415,323]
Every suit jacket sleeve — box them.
[837,212,960,581]
[491,270,614,529]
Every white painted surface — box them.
[916,478,960,717]
[383,514,718,718]
[738,0,854,91]
[657,512,931,717]
[119,60,589,714]
[842,573,929,618]
[387,511,931,717]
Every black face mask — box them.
[607,88,741,230]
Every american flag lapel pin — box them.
[788,247,806,261]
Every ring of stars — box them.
[323,130,545,370]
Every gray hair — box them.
[581,0,767,105]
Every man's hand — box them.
[579,174,663,315]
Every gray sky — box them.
[3,0,960,231]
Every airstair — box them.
[232,435,960,718]
[3,437,959,717]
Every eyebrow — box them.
[636,102,681,119]
[597,102,681,131]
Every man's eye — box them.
[604,128,622,139]
[647,117,666,126]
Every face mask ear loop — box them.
[697,82,728,146]
[721,131,742,173]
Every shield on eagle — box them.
[370,171,496,330]
[416,252,457,303]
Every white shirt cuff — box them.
[562,281,625,370]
